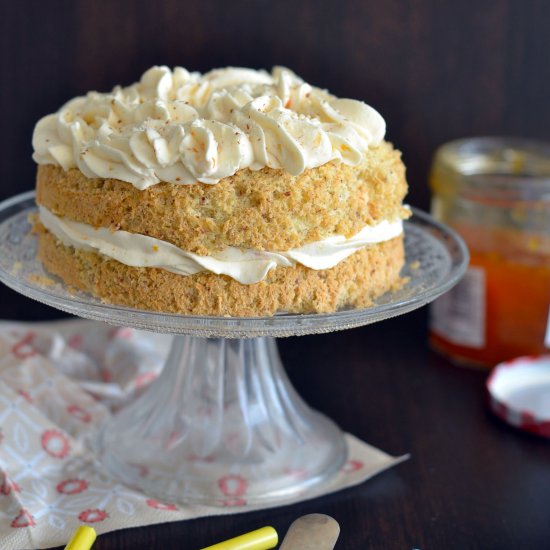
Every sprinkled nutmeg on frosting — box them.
[32,66,386,189]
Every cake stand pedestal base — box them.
[0,194,469,507]
[97,335,347,505]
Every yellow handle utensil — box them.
[64,526,97,550]
[200,526,278,550]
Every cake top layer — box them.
[32,66,386,189]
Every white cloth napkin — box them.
[0,319,407,550]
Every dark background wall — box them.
[1,0,549,318]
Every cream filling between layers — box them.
[38,206,403,285]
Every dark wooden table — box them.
[35,307,546,550]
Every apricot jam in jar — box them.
[428,137,550,368]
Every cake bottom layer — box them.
[35,227,405,317]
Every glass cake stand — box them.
[0,191,468,506]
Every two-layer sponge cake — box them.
[32,66,409,316]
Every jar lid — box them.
[487,355,550,438]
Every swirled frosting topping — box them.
[32,66,386,189]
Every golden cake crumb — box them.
[35,224,405,317]
[36,141,408,254]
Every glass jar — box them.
[428,137,550,368]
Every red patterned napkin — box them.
[0,320,407,549]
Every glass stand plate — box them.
[0,192,468,505]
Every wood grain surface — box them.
[1,2,550,548]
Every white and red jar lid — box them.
[487,355,550,438]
